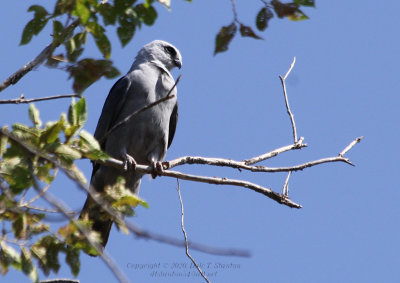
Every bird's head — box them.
[138,40,182,71]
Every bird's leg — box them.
[122,152,137,172]
[150,160,164,179]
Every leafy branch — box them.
[214,0,315,55]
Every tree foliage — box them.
[214,0,314,55]
[0,0,315,282]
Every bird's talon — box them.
[151,161,164,178]
[162,161,169,170]
[123,154,137,171]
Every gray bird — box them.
[79,40,182,254]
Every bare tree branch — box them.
[164,147,354,174]
[339,136,363,157]
[23,204,75,214]
[100,157,302,208]
[279,57,298,143]
[176,180,210,283]
[0,20,79,93]
[282,171,291,196]
[231,0,239,22]
[244,137,306,165]
[0,93,81,104]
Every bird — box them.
[79,40,182,255]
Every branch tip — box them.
[339,136,363,157]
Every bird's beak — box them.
[174,59,182,69]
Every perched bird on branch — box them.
[79,40,182,254]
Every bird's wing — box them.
[167,102,178,149]
[94,75,132,149]
[91,76,131,179]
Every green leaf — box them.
[214,22,237,55]
[31,236,62,276]
[239,24,263,39]
[256,7,274,31]
[74,0,91,24]
[64,33,86,63]
[20,20,35,45]
[54,0,76,15]
[40,120,64,144]
[79,130,100,150]
[0,241,22,272]
[54,144,82,163]
[113,195,149,210]
[78,130,109,160]
[52,20,64,44]
[145,0,156,8]
[97,2,117,25]
[271,0,309,20]
[87,21,111,58]
[0,129,8,158]
[65,248,80,277]
[20,17,49,45]
[36,162,56,183]
[21,248,38,283]
[1,160,32,194]
[135,4,158,26]
[12,123,41,142]
[12,214,27,239]
[0,248,9,275]
[28,104,42,128]
[293,0,315,7]
[68,59,120,93]
[288,10,308,21]
[103,64,120,79]
[28,5,48,17]
[117,25,136,47]
[64,125,81,140]
[68,98,87,127]
[114,0,137,14]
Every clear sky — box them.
[1,1,400,282]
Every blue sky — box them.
[1,0,400,282]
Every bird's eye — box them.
[164,46,176,56]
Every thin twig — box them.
[99,75,182,143]
[279,57,298,143]
[339,136,363,157]
[231,0,238,21]
[0,20,79,93]
[28,163,130,283]
[244,137,306,165]
[24,204,75,215]
[177,179,210,283]
[282,171,291,196]
[1,236,28,247]
[0,45,53,92]
[22,168,59,206]
[0,128,250,257]
[0,93,81,104]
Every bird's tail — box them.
[78,174,142,256]
[79,195,113,256]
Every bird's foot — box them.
[123,153,137,171]
[151,161,164,178]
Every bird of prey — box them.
[79,40,182,253]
